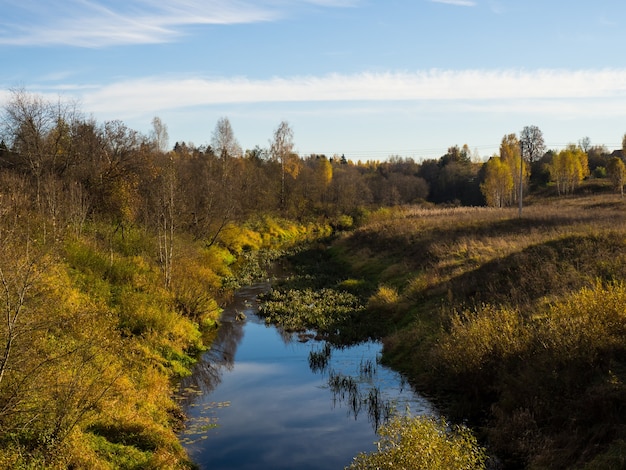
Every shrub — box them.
[348,414,486,470]
[436,305,531,376]
[219,223,263,254]
[536,281,626,363]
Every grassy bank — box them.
[0,214,330,469]
[330,194,626,469]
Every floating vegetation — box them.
[179,401,232,445]
[175,384,204,401]
[257,287,365,337]
[309,343,332,373]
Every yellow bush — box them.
[202,245,235,277]
[537,281,626,363]
[348,414,486,470]
[437,305,531,375]
[219,223,263,254]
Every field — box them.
[331,191,626,469]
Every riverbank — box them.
[0,215,331,469]
[330,195,626,469]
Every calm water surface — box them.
[178,281,435,470]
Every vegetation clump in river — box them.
[257,287,364,337]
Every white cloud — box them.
[0,0,332,47]
[72,69,626,116]
[430,0,477,7]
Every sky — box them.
[2,0,626,161]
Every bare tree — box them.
[578,136,591,153]
[211,117,241,159]
[1,91,82,206]
[270,121,296,210]
[520,125,546,163]
[518,125,546,216]
[150,116,169,154]
[157,155,176,288]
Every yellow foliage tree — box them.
[607,156,626,197]
[317,156,333,188]
[550,146,589,195]
[480,156,513,207]
[499,134,526,204]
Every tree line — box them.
[3,91,626,238]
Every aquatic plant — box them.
[308,343,332,373]
[257,287,365,337]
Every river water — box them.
[177,280,435,470]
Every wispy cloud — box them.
[68,69,626,115]
[430,0,477,7]
[0,0,354,47]
[305,0,360,6]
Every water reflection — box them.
[177,282,270,403]
[177,280,435,470]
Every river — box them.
[177,279,435,469]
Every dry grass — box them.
[334,192,626,469]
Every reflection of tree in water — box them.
[176,282,270,409]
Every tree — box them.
[607,156,626,197]
[211,117,241,159]
[150,116,169,153]
[317,155,333,190]
[98,120,144,230]
[550,145,589,195]
[499,134,525,205]
[587,145,609,175]
[152,153,177,288]
[481,156,513,207]
[520,125,546,163]
[1,90,79,208]
[578,136,591,153]
[518,125,546,216]
[270,121,297,211]
[439,144,471,166]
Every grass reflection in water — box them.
[308,341,394,432]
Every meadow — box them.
[330,189,626,469]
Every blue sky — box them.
[2,0,626,160]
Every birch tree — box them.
[270,121,298,211]
[481,156,513,207]
[499,134,525,205]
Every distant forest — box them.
[2,91,625,230]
